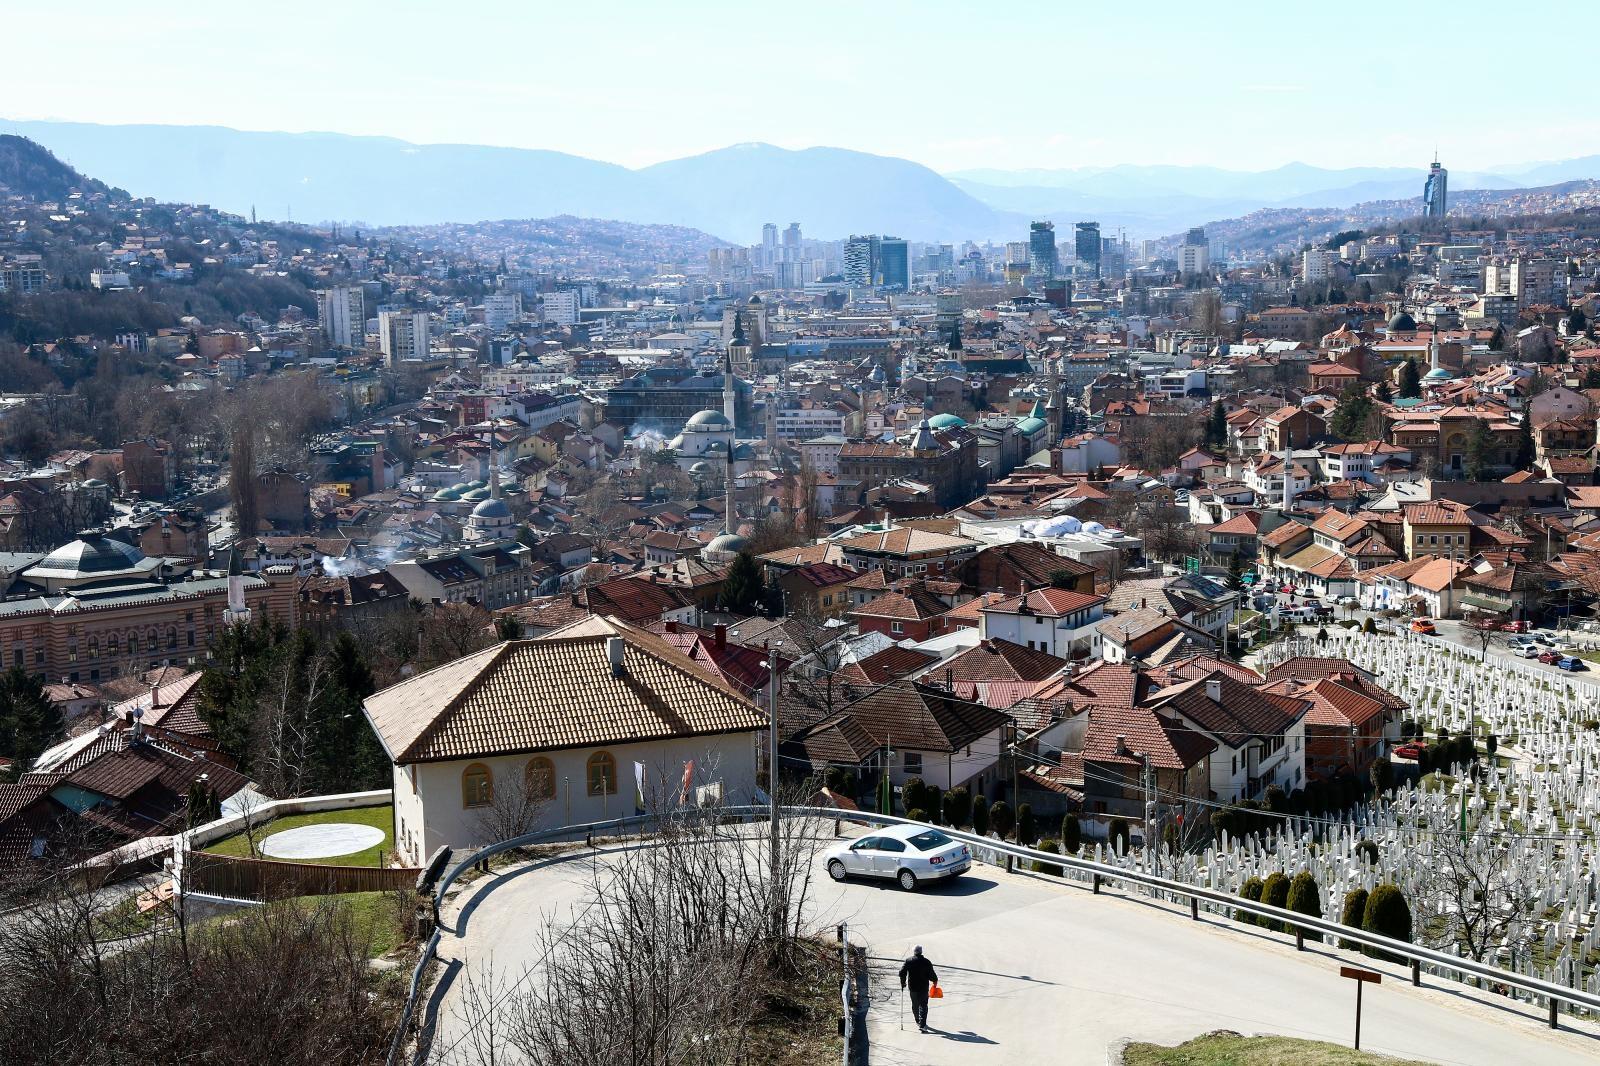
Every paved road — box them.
[424,840,1600,1066]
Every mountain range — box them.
[8,118,1600,243]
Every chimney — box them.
[607,636,626,678]
[944,666,955,690]
[665,620,679,633]
[1205,678,1222,703]
[569,591,580,607]
[714,623,727,650]
[1115,734,1128,756]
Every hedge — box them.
[1362,882,1412,961]
[1339,887,1369,950]
[1286,871,1322,942]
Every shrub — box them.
[1370,758,1393,795]
[1361,617,1376,635]
[1286,871,1323,942]
[1062,814,1082,854]
[1237,876,1265,925]
[1355,840,1379,865]
[1263,785,1289,814]
[824,766,853,794]
[1362,882,1413,961]
[924,784,943,824]
[989,800,1015,841]
[1339,887,1369,950]
[1016,803,1038,846]
[901,777,926,817]
[1032,838,1063,876]
[1261,872,1291,931]
[1108,818,1130,854]
[971,795,989,837]
[943,787,971,829]
[907,808,928,823]
[1486,733,1498,758]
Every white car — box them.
[823,823,971,891]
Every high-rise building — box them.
[542,290,579,326]
[1074,223,1102,278]
[1423,158,1448,218]
[378,310,431,366]
[761,223,779,268]
[1179,227,1211,275]
[1301,248,1334,284]
[877,237,910,289]
[315,285,365,349]
[783,222,801,257]
[843,235,876,288]
[483,291,522,332]
[1028,221,1059,279]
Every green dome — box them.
[927,413,967,430]
[433,488,462,501]
[1016,416,1047,434]
[461,488,491,501]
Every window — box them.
[587,750,617,796]
[891,621,904,634]
[462,763,493,808]
[1231,755,1237,776]
[903,752,923,775]
[525,756,556,800]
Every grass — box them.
[1122,1032,1430,1065]
[743,937,846,1066]
[203,804,394,867]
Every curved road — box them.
[420,838,1600,1065]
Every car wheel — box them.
[828,859,847,882]
[898,868,918,892]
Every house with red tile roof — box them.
[977,586,1108,659]
[850,581,955,641]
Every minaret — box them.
[1429,330,1441,376]
[723,320,740,538]
[223,546,250,626]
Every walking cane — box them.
[899,985,904,1031]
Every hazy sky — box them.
[5,0,1594,173]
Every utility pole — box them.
[1142,752,1158,877]
[767,640,784,945]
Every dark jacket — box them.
[899,953,937,992]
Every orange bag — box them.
[929,984,943,999]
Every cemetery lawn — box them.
[1122,1032,1430,1065]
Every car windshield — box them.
[906,829,953,852]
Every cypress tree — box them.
[1286,871,1323,941]
[1340,887,1369,950]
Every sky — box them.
[4,0,1597,174]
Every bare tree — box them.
[471,769,551,847]
[1412,822,1539,965]
[1463,613,1505,661]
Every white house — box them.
[977,587,1106,659]
[1143,672,1309,802]
[363,615,767,865]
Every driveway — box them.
[422,841,1600,1066]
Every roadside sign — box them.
[1340,966,1382,1049]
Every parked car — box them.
[1538,649,1562,664]
[1519,644,1548,659]
[1499,620,1529,633]
[823,824,971,891]
[1409,618,1437,634]
[1394,742,1426,760]
[1334,596,1357,607]
[1557,656,1587,672]
[1507,636,1535,653]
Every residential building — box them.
[315,285,365,349]
[378,310,430,366]
[977,587,1106,659]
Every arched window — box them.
[525,757,556,800]
[586,751,617,796]
[461,763,493,808]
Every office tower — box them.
[761,223,779,268]
[1100,235,1127,280]
[1179,226,1210,274]
[483,291,522,332]
[783,222,801,257]
[378,309,430,366]
[1301,248,1334,283]
[877,237,910,289]
[1005,242,1030,267]
[1074,222,1102,277]
[315,285,365,349]
[1423,158,1448,218]
[844,235,876,287]
[1028,221,1059,279]
[542,290,579,326]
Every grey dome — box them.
[688,461,712,475]
[1387,311,1417,332]
[686,410,732,429]
[706,532,749,555]
[36,535,145,576]
[472,497,512,519]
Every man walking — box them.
[899,945,938,1032]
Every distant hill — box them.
[2,121,1013,241]
[0,134,116,202]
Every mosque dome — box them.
[927,412,967,430]
[688,461,712,476]
[433,488,462,502]
[461,488,491,502]
[706,532,750,557]
[686,410,732,430]
[471,497,512,519]
[1387,311,1417,332]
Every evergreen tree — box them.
[1286,871,1323,941]
[1339,887,1370,949]
[1463,418,1493,481]
[1515,413,1536,470]
[0,669,64,780]
[971,794,989,837]
[1361,883,1413,961]
[1374,377,1392,404]
[1397,357,1422,399]
[721,551,763,614]
[1261,871,1292,931]
[1016,802,1037,846]
[1329,383,1372,441]
[1237,876,1266,926]
[1062,814,1082,854]
[989,800,1015,841]
[1206,400,1227,449]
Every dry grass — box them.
[1122,1031,1430,1066]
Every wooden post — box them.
[1340,966,1381,1051]
[1296,928,1304,951]
[1093,872,1101,894]
[1550,995,1560,1029]
[1411,959,1420,987]
[1190,896,1199,921]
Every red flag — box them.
[680,759,695,804]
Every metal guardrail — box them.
[387,805,1599,1064]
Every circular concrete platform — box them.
[260,822,385,860]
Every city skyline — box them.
[4,0,1595,175]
